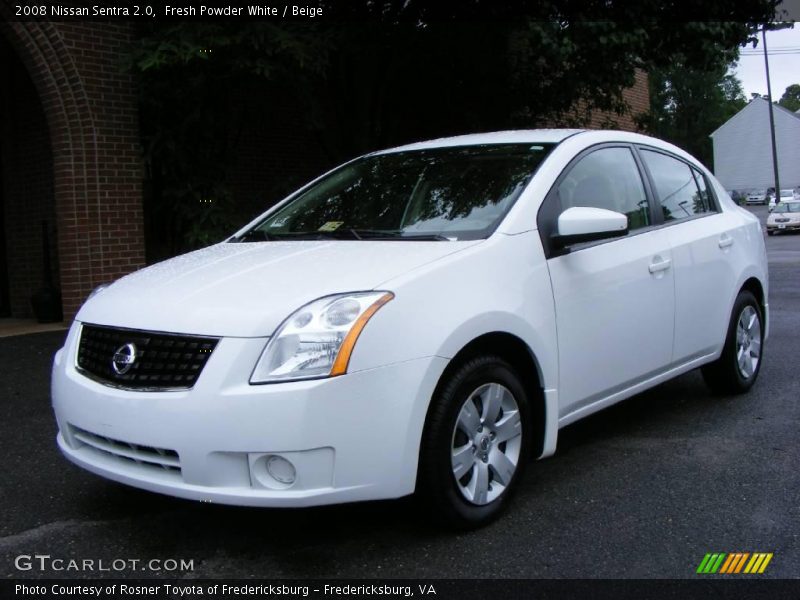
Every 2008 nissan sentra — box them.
[52,129,768,527]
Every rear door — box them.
[637,147,741,363]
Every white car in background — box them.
[768,189,795,211]
[746,190,768,205]
[52,130,769,527]
[767,200,800,235]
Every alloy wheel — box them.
[450,382,522,505]
[735,305,761,379]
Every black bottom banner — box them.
[3,579,800,600]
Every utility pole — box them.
[762,27,781,204]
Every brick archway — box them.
[0,19,145,319]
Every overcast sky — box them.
[732,25,800,101]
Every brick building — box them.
[0,20,650,322]
[0,20,144,321]
[586,70,650,131]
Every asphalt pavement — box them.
[1,204,797,579]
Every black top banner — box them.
[2,0,798,22]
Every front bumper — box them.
[53,324,447,506]
[767,222,800,232]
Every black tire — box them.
[767,230,775,236]
[701,290,764,395]
[417,355,531,529]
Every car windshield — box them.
[237,144,555,242]
[773,202,800,213]
[779,190,794,198]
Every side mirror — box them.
[551,206,629,249]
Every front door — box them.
[539,146,675,422]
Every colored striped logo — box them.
[696,552,773,574]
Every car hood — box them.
[77,240,479,337]
[769,212,799,220]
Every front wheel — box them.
[418,355,531,528]
[702,290,764,395]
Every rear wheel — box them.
[418,355,530,528]
[702,290,763,395]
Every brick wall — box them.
[583,69,650,131]
[0,20,145,320]
[548,69,650,131]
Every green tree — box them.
[639,63,748,168]
[129,24,330,258]
[127,2,778,255]
[778,83,800,112]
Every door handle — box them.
[718,234,734,249]
[648,257,672,274]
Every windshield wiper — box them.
[391,234,451,241]
[233,229,451,242]
[347,229,451,241]
[274,229,450,241]
[233,230,338,242]
[232,229,275,242]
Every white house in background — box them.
[710,97,800,192]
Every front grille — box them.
[77,324,218,390]
[70,425,181,476]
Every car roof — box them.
[371,128,706,162]
[372,129,585,154]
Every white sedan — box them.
[767,200,800,235]
[52,130,769,527]
[768,189,795,211]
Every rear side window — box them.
[690,167,714,213]
[641,150,715,222]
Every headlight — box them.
[250,291,394,384]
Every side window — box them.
[691,167,716,214]
[557,147,650,231]
[641,150,712,221]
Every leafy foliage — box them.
[638,63,749,168]
[129,24,330,258]
[778,83,800,112]
[638,21,795,170]
[127,2,778,257]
